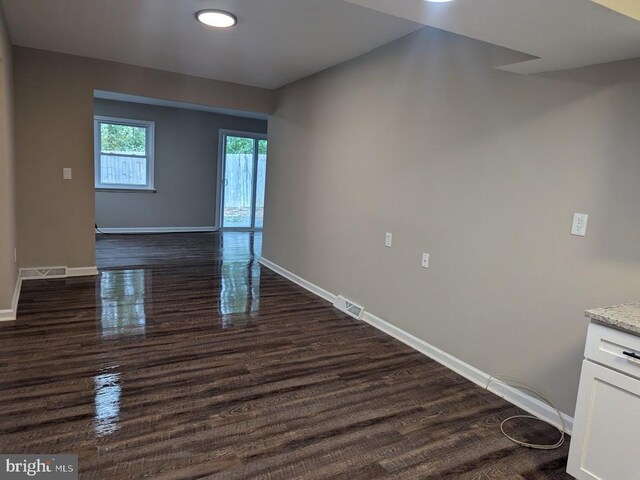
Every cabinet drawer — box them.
[585,322,640,380]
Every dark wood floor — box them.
[0,233,571,479]
[96,232,263,269]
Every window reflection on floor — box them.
[93,372,121,437]
[99,269,148,338]
[220,233,261,328]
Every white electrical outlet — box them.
[385,232,393,248]
[63,168,72,180]
[421,253,430,268]
[571,213,589,237]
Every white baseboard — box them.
[259,256,574,435]
[1,266,98,321]
[0,266,98,322]
[98,226,219,234]
[0,275,22,322]
[362,310,574,434]
[258,257,336,304]
[67,266,99,277]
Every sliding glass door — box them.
[219,131,267,230]
[255,139,267,229]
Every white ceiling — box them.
[343,0,640,74]
[0,0,421,89]
[3,0,640,91]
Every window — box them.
[94,116,155,190]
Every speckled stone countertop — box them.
[585,303,640,336]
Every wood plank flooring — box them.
[0,232,571,479]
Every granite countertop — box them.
[585,303,640,336]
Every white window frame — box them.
[94,116,155,191]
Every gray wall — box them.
[0,8,16,311]
[263,28,640,416]
[94,99,267,229]
[14,47,274,269]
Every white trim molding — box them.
[94,115,156,191]
[19,266,99,280]
[67,267,99,277]
[0,265,98,322]
[98,226,218,234]
[0,276,22,322]
[259,256,574,435]
[258,257,336,304]
[361,310,574,434]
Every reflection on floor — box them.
[93,372,121,437]
[96,231,262,269]
[219,233,261,325]
[97,233,263,332]
[0,232,571,479]
[100,269,147,338]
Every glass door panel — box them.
[254,139,268,229]
[222,136,255,228]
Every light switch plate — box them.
[63,168,72,180]
[421,253,430,268]
[571,213,588,237]
[385,232,393,248]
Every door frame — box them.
[216,129,268,231]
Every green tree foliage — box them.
[226,136,268,155]
[100,127,268,156]
[100,123,146,154]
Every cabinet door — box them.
[567,360,640,479]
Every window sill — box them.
[96,188,157,194]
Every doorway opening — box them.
[218,130,268,230]
[92,90,269,271]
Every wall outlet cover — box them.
[571,213,589,237]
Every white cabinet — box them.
[567,323,640,479]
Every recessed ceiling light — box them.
[196,10,237,28]
[425,0,454,2]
